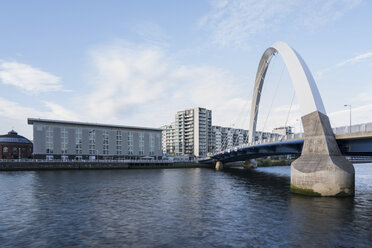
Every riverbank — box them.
[223,159,293,168]
[255,158,293,167]
[0,161,209,171]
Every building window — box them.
[116,130,122,155]
[89,129,96,155]
[46,126,53,154]
[128,132,133,155]
[61,128,68,154]
[103,130,109,155]
[3,147,8,153]
[150,133,155,156]
[75,128,82,155]
[139,133,144,156]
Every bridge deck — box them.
[205,131,372,163]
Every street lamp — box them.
[344,104,351,133]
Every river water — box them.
[0,164,371,247]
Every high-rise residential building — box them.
[169,107,212,157]
[162,107,283,157]
[161,123,175,156]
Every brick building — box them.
[0,130,33,159]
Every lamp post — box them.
[344,104,351,133]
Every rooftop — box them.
[0,130,32,144]
[27,118,162,132]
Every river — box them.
[0,164,371,247]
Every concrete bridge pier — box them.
[291,111,355,196]
[215,161,224,170]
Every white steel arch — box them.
[248,42,326,143]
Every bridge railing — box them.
[214,122,372,156]
[333,122,372,135]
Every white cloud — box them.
[0,97,44,121]
[0,97,79,138]
[328,103,372,127]
[258,102,372,133]
[316,51,372,78]
[80,42,251,128]
[0,60,63,94]
[0,97,78,122]
[335,52,372,67]
[200,0,362,48]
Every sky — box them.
[1,0,372,139]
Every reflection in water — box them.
[0,164,371,247]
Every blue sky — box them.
[1,0,372,139]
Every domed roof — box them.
[0,130,32,144]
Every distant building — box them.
[211,126,280,152]
[162,107,284,157]
[0,130,33,159]
[163,107,212,157]
[212,126,248,152]
[161,123,175,156]
[272,126,294,136]
[28,118,162,160]
[174,107,212,157]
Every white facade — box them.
[171,107,212,157]
[161,123,175,156]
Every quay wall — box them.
[0,161,207,171]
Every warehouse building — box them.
[28,118,162,160]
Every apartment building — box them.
[161,123,175,156]
[164,107,212,157]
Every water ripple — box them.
[0,164,371,247]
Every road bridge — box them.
[210,42,372,196]
[204,124,372,163]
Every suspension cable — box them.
[220,76,254,150]
[284,90,296,130]
[258,62,285,142]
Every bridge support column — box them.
[215,161,224,170]
[291,111,355,196]
[244,159,257,169]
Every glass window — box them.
[116,130,122,155]
[103,130,109,155]
[89,129,96,155]
[46,126,53,154]
[75,128,82,154]
[139,133,144,156]
[128,132,133,155]
[61,128,68,154]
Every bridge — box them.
[206,42,372,197]
[204,122,372,163]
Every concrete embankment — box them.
[0,161,210,171]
